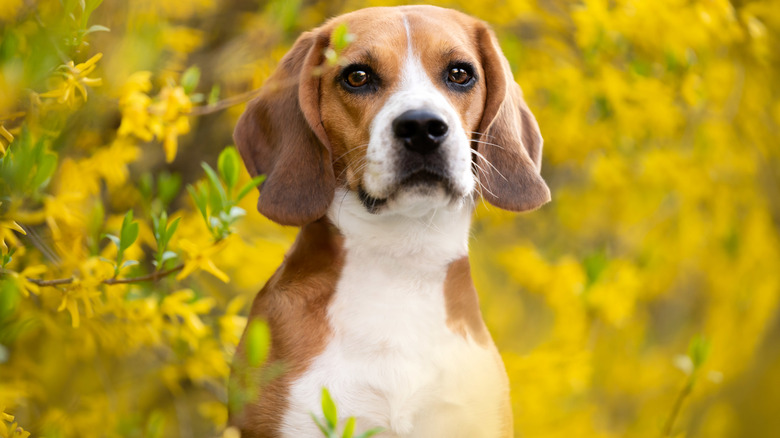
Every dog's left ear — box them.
[233,30,335,226]
[475,25,551,212]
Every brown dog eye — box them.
[448,67,471,85]
[346,70,368,87]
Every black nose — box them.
[392,110,449,154]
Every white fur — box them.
[278,190,507,437]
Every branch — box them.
[23,264,184,288]
[188,75,302,116]
[662,379,693,437]
[189,88,262,116]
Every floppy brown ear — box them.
[475,25,551,212]
[234,30,335,226]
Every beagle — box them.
[230,5,550,437]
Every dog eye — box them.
[447,67,471,85]
[345,70,369,87]
[444,63,476,90]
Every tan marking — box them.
[444,256,513,436]
[230,220,344,437]
[443,256,491,346]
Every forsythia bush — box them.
[0,0,778,437]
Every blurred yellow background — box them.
[1,0,779,437]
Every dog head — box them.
[234,5,550,226]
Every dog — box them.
[230,5,550,437]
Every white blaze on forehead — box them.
[403,14,413,53]
[361,13,475,211]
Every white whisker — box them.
[472,149,508,183]
[470,138,505,150]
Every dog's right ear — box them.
[474,24,551,212]
[234,31,335,226]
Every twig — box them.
[189,88,263,116]
[23,264,184,287]
[188,74,304,116]
[662,379,693,437]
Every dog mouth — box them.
[357,185,388,213]
[358,169,458,213]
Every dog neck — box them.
[234,188,495,435]
[327,188,474,271]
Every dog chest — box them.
[278,246,508,437]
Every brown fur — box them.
[443,256,491,347]
[233,31,335,226]
[231,220,344,437]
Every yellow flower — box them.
[161,26,205,54]
[148,85,192,162]
[0,406,13,423]
[176,238,230,283]
[160,288,216,349]
[39,53,103,107]
[219,295,247,348]
[0,124,12,157]
[7,264,47,298]
[84,138,140,188]
[118,74,192,162]
[0,219,25,251]
[0,406,29,438]
[56,272,103,328]
[118,71,154,141]
[43,192,86,239]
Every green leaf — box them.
[583,250,608,288]
[166,216,181,241]
[189,93,204,103]
[181,66,201,94]
[218,147,240,191]
[246,319,270,367]
[310,413,330,436]
[103,234,120,248]
[688,335,711,370]
[157,172,182,207]
[321,387,338,430]
[87,202,105,255]
[187,184,209,223]
[265,0,303,32]
[144,409,166,438]
[202,162,228,211]
[84,24,110,35]
[152,251,177,268]
[82,0,104,26]
[139,172,154,200]
[31,152,58,189]
[98,256,115,266]
[331,23,355,52]
[207,84,221,106]
[354,427,384,438]
[152,210,167,242]
[120,259,139,270]
[228,206,246,220]
[342,417,356,438]
[0,280,20,322]
[237,175,266,202]
[119,210,139,252]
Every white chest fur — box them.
[278,191,508,437]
